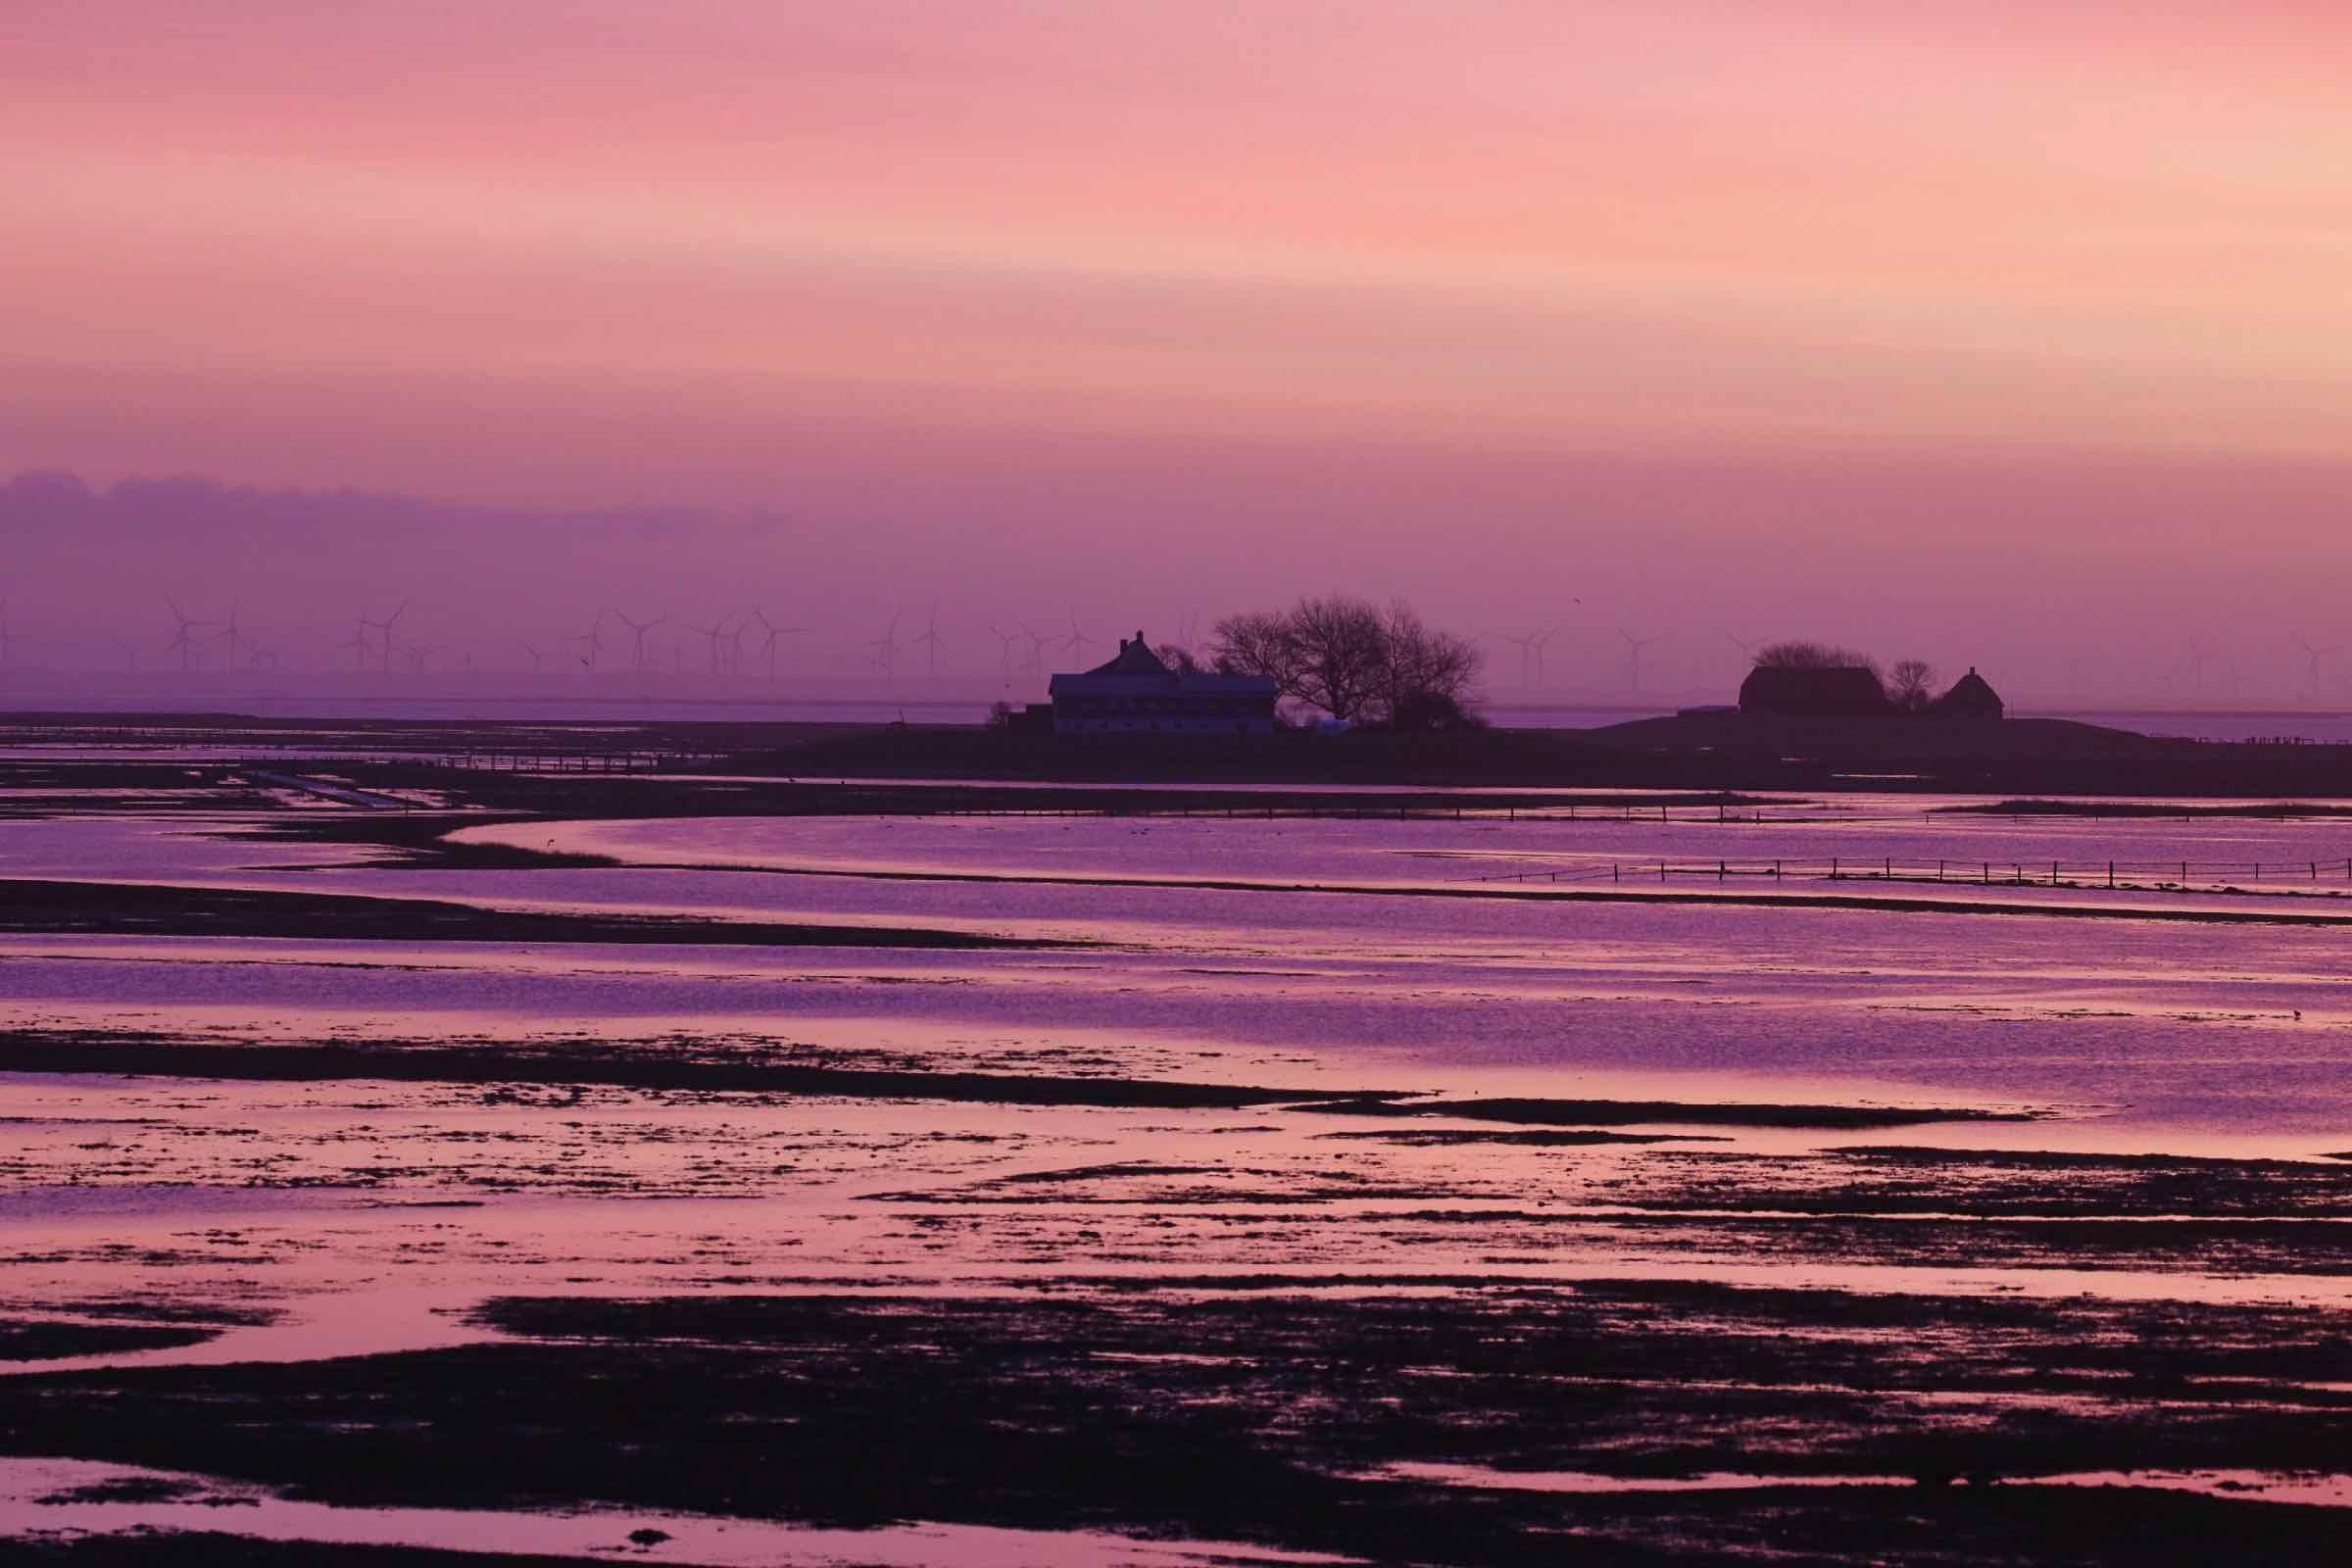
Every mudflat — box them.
[1,730,2348,1563]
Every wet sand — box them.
[1,753,2349,1562]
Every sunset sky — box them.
[5,3,2351,701]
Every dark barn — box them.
[1738,665,1894,717]
[1933,667,2005,718]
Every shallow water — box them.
[0,1456,1350,1567]
[4,789,2351,1558]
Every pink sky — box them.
[5,3,2352,702]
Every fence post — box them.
[1719,859,1726,881]
[2109,861,2115,889]
[1833,856,1839,879]
[1613,863,1619,883]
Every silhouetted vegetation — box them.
[1889,659,1937,711]
[1152,642,1205,674]
[1754,640,1884,681]
[1211,596,1481,725]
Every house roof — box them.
[1083,633,1170,677]
[1048,629,1277,698]
[1935,667,2003,712]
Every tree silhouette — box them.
[1211,596,1481,725]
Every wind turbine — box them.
[685,616,732,675]
[1062,612,1097,667]
[2180,635,2210,698]
[335,615,371,670]
[1529,623,1569,686]
[211,604,248,671]
[517,640,552,672]
[749,609,802,679]
[865,612,904,678]
[1497,629,1539,686]
[164,596,215,671]
[1498,624,1565,687]
[571,612,607,672]
[401,642,441,673]
[1017,620,1051,677]
[985,624,1020,684]
[910,602,945,677]
[608,608,663,673]
[1722,629,1761,664]
[1618,628,1665,694]
[725,615,749,677]
[2292,633,2341,699]
[362,600,410,673]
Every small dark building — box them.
[1932,667,2004,719]
[1004,703,1056,737]
[1048,632,1280,735]
[1738,665,1893,718]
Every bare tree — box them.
[1153,642,1204,675]
[1888,659,1937,712]
[1372,600,1482,728]
[1211,610,1302,690]
[1211,595,1482,725]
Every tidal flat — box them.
[2,746,2349,1563]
